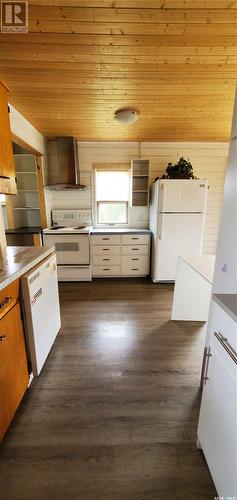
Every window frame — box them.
[93,168,131,228]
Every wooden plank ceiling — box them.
[0,0,236,141]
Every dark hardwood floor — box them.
[0,279,216,500]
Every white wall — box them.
[47,140,229,251]
[212,90,237,294]
[141,142,229,254]
[49,141,149,228]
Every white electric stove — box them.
[43,209,93,281]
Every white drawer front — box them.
[210,300,237,352]
[121,245,149,256]
[92,234,121,245]
[121,256,149,275]
[93,255,121,265]
[93,265,120,276]
[93,245,120,256]
[122,234,150,245]
[57,265,92,282]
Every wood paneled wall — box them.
[141,142,229,254]
[59,141,228,253]
[0,1,236,141]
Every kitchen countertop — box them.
[180,255,216,284]
[0,246,54,291]
[214,294,237,323]
[5,226,42,234]
[92,228,150,234]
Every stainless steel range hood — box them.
[45,137,87,191]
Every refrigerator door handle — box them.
[159,214,163,240]
[158,182,164,213]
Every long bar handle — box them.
[200,346,208,387]
[202,346,212,385]
[213,331,237,365]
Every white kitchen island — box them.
[171,255,215,321]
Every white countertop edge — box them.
[178,255,216,284]
[0,246,55,292]
[92,228,150,234]
[213,294,237,323]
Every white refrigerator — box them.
[149,179,208,282]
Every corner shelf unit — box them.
[131,159,150,206]
[6,154,47,229]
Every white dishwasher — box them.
[21,253,61,376]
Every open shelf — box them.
[13,207,40,210]
[131,159,150,207]
[10,155,42,228]
[133,189,148,193]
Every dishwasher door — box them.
[21,254,61,375]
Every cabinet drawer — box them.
[92,235,121,245]
[93,255,121,265]
[122,234,150,245]
[57,265,92,282]
[121,245,149,256]
[121,256,149,275]
[210,299,237,353]
[93,245,120,256]
[93,265,120,276]
[0,279,19,319]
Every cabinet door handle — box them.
[102,258,110,261]
[213,331,237,364]
[132,248,139,251]
[132,268,139,271]
[103,268,110,271]
[132,258,139,261]
[0,296,12,309]
[0,335,6,343]
[102,248,109,251]
[131,237,139,240]
[203,346,212,385]
[102,238,109,240]
[0,175,10,180]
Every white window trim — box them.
[93,168,131,228]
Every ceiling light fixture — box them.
[114,108,140,125]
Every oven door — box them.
[43,234,90,265]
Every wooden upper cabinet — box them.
[0,81,17,195]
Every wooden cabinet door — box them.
[0,81,17,194]
[0,303,29,441]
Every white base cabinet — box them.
[92,233,150,277]
[197,299,237,498]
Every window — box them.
[94,170,130,225]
